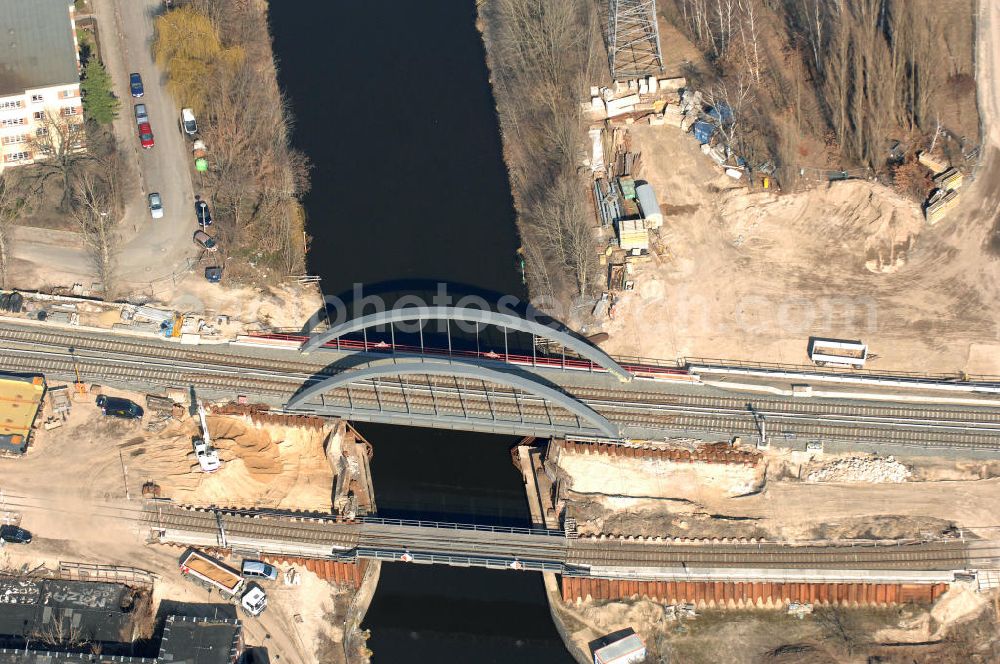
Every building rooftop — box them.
[0,578,134,645]
[593,629,645,663]
[0,374,45,454]
[0,0,79,97]
[0,649,153,663]
[157,615,242,664]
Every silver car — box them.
[148,192,163,219]
[241,560,278,580]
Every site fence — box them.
[684,357,1000,384]
[55,561,157,589]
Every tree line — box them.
[667,0,975,186]
[155,0,310,279]
[481,0,605,301]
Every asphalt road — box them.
[11,0,198,291]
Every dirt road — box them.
[11,0,199,294]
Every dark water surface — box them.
[270,1,573,661]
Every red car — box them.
[138,122,154,149]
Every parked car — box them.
[194,198,212,226]
[241,560,278,581]
[148,192,163,219]
[181,108,198,135]
[193,230,218,252]
[96,395,144,420]
[129,72,144,98]
[134,103,148,125]
[138,122,154,149]
[0,525,31,544]
[204,266,223,283]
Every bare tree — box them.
[703,77,756,151]
[531,171,597,297]
[484,0,605,304]
[25,110,88,210]
[72,171,120,295]
[0,172,38,288]
[737,0,763,83]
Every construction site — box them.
[0,0,999,660]
[0,377,380,664]
[513,434,1000,662]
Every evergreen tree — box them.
[80,60,120,124]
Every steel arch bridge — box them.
[285,361,622,439]
[300,305,633,382]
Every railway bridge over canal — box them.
[1,305,1000,453]
[143,502,1000,585]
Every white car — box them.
[148,192,163,219]
[181,108,198,136]
[193,438,220,472]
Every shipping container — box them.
[635,182,662,229]
[594,633,646,664]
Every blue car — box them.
[195,199,212,226]
[129,72,144,98]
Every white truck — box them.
[179,549,267,616]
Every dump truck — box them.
[179,549,268,616]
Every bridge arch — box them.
[286,361,621,439]
[301,305,632,382]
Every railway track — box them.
[142,503,361,548]
[140,504,984,573]
[2,321,1000,448]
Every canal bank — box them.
[269,0,572,661]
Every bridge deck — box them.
[141,504,980,580]
[1,320,999,451]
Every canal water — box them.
[270,2,574,662]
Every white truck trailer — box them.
[808,338,868,368]
[179,549,267,616]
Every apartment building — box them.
[0,0,82,173]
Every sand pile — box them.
[557,451,765,501]
[579,600,669,632]
[806,454,911,484]
[930,584,987,628]
[129,414,333,510]
[718,180,924,272]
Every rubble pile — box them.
[806,455,911,484]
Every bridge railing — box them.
[355,548,566,572]
[358,516,565,537]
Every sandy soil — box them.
[555,446,1000,541]
[0,383,342,663]
[600,118,1000,376]
[555,450,763,502]
[40,386,336,511]
[153,279,324,333]
[131,413,335,510]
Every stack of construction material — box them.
[917,151,949,175]
[926,189,960,225]
[615,219,649,251]
[933,167,963,192]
